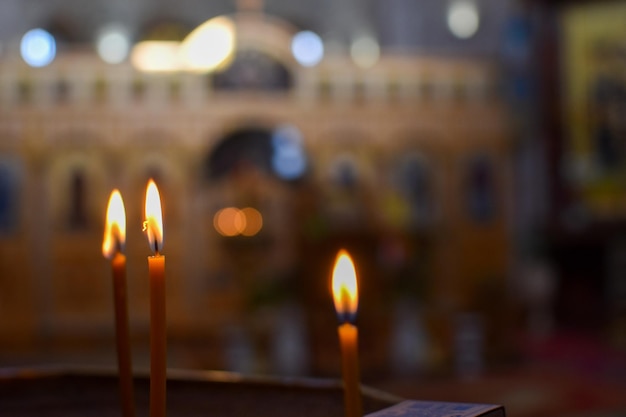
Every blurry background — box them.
[0,0,625,416]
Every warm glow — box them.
[131,40,182,72]
[143,179,164,253]
[214,207,246,237]
[180,16,236,73]
[332,249,358,321]
[240,207,263,236]
[102,190,126,259]
[214,207,263,237]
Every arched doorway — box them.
[198,124,311,374]
[204,124,308,183]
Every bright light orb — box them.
[272,147,307,180]
[271,124,307,180]
[350,35,380,69]
[291,31,324,67]
[180,16,236,73]
[21,28,56,67]
[131,41,182,72]
[214,207,245,237]
[97,25,130,64]
[447,0,480,39]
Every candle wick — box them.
[114,236,123,255]
[338,312,356,325]
[153,240,159,256]
[111,224,124,255]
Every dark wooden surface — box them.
[0,369,399,417]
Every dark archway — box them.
[204,125,308,183]
[205,127,274,180]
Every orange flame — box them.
[102,190,126,259]
[332,249,358,322]
[143,179,163,253]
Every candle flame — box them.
[143,179,163,254]
[102,190,126,259]
[332,249,358,323]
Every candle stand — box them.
[0,367,504,417]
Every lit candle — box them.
[102,190,136,417]
[143,179,166,417]
[331,249,363,417]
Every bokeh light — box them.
[214,207,263,237]
[291,30,324,67]
[350,35,380,69]
[20,28,56,67]
[214,207,245,237]
[240,207,263,236]
[130,41,182,72]
[180,16,236,73]
[447,0,480,39]
[271,124,307,180]
[96,24,130,64]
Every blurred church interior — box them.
[0,0,625,415]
